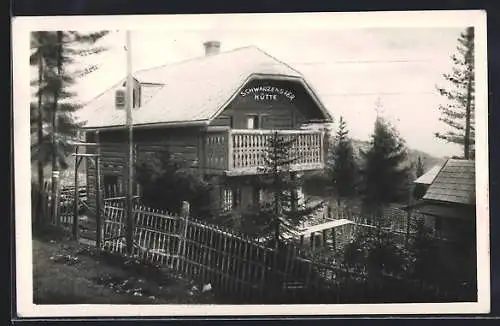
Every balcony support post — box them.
[227,129,233,171]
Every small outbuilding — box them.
[410,158,476,242]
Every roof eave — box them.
[82,119,210,132]
[420,197,475,206]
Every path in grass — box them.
[32,229,216,304]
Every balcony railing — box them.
[204,128,325,175]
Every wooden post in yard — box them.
[95,139,102,249]
[51,171,61,226]
[406,183,413,248]
[73,146,81,240]
[331,228,336,251]
[176,201,190,271]
[125,30,135,255]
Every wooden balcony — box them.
[204,128,325,176]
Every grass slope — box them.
[32,227,217,304]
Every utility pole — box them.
[125,30,134,254]
[51,31,63,226]
[406,182,414,248]
[36,46,45,224]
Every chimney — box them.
[203,40,221,56]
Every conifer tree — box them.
[408,218,439,284]
[415,156,425,178]
[413,156,427,199]
[30,31,110,180]
[360,116,411,225]
[245,131,323,248]
[31,30,110,219]
[326,116,358,216]
[435,27,475,160]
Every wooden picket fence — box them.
[101,200,472,304]
[60,185,87,203]
[31,181,74,229]
[101,200,355,303]
[31,182,474,303]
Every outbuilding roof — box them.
[414,163,444,185]
[76,46,332,129]
[422,159,475,205]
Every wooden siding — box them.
[86,127,204,211]
[210,79,322,129]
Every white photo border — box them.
[12,10,490,317]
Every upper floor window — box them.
[122,81,141,108]
[247,115,259,129]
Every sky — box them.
[64,17,469,158]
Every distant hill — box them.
[350,138,446,173]
[303,138,445,197]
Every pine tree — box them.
[30,31,110,177]
[31,31,110,221]
[415,156,425,178]
[246,132,323,248]
[326,116,358,216]
[408,218,439,285]
[30,32,57,189]
[435,27,475,160]
[413,156,427,199]
[360,116,411,225]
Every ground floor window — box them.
[435,217,443,238]
[220,185,243,213]
[252,186,261,207]
[232,186,242,209]
[221,187,233,214]
[103,174,119,198]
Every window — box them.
[232,186,242,209]
[221,185,242,213]
[133,87,141,108]
[434,218,443,238]
[247,115,259,129]
[121,81,141,108]
[229,116,234,128]
[251,186,261,207]
[103,175,119,198]
[221,187,233,213]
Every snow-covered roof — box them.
[77,46,332,129]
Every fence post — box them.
[331,228,336,251]
[73,153,81,240]
[44,181,51,226]
[176,201,190,271]
[51,171,61,226]
[95,154,102,249]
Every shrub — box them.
[135,150,217,220]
